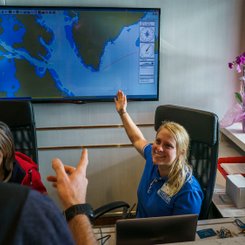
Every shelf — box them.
[220,123,245,152]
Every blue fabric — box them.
[136,144,204,218]
[13,190,75,245]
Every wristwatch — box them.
[63,203,94,222]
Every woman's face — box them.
[152,128,177,167]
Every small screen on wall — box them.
[0,6,160,102]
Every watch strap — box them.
[63,203,94,222]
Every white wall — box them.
[1,0,244,209]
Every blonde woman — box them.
[114,90,203,218]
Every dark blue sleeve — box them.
[14,190,75,245]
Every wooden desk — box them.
[212,170,245,217]
[93,217,245,245]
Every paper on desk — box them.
[220,163,245,175]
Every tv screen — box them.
[0,6,160,102]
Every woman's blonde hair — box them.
[157,121,192,196]
[0,122,15,174]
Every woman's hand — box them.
[114,90,127,115]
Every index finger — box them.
[76,148,88,175]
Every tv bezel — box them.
[0,5,161,103]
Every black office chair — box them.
[0,100,38,163]
[155,105,219,220]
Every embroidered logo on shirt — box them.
[157,183,171,204]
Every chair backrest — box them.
[154,105,219,219]
[0,101,38,163]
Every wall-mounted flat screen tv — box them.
[0,6,160,102]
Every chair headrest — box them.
[154,105,219,146]
[0,101,34,127]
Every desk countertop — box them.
[93,217,245,245]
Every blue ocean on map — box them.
[41,13,142,96]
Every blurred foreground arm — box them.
[47,149,97,245]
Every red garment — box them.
[15,152,47,194]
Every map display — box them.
[0,7,160,101]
